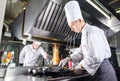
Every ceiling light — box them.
[86,0,111,19]
[116,9,120,13]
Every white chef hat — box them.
[64,1,83,23]
[33,41,41,45]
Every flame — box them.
[52,43,60,65]
[7,51,12,59]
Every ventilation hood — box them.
[24,0,82,45]
[10,0,120,45]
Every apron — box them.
[91,59,118,81]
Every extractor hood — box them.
[10,0,120,45]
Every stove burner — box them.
[28,66,73,78]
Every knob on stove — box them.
[32,69,37,74]
[42,67,49,73]
[28,68,37,74]
[28,68,32,73]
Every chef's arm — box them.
[19,47,26,65]
[70,46,83,63]
[40,47,49,59]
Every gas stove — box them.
[27,66,89,81]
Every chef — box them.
[19,41,49,66]
[59,1,117,81]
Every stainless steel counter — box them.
[3,74,90,81]
[0,67,48,81]
[4,75,47,81]
[0,67,90,81]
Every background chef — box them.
[19,41,49,66]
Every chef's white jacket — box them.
[70,24,111,76]
[19,44,47,66]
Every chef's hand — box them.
[44,54,49,59]
[58,57,70,68]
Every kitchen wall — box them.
[108,31,120,67]
[0,0,7,43]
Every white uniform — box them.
[70,24,111,76]
[19,44,47,66]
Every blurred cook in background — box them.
[19,41,49,66]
